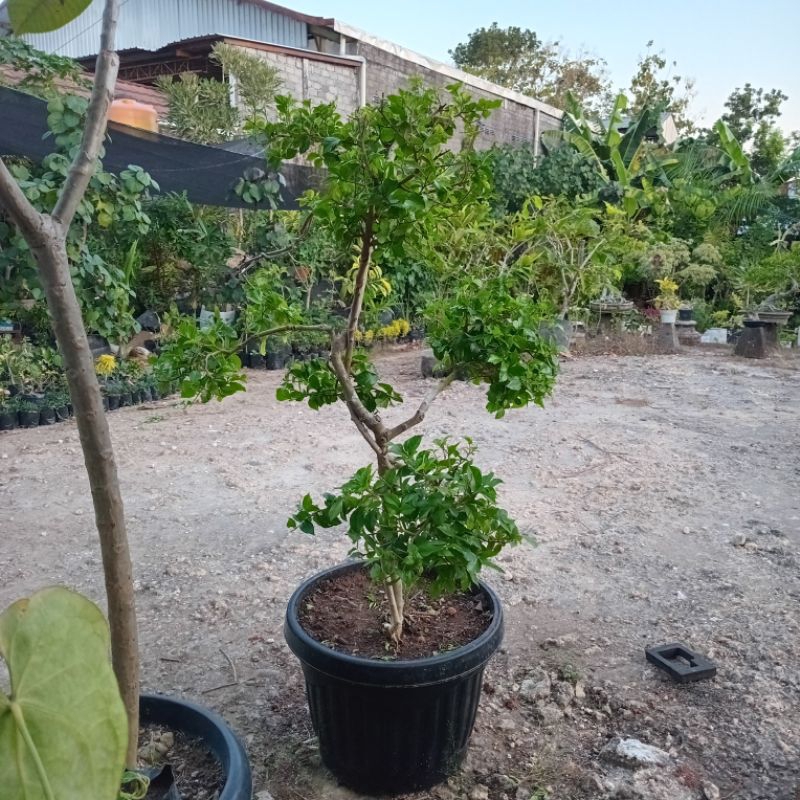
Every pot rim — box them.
[284,561,504,687]
[139,693,251,800]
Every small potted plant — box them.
[16,396,41,428]
[0,391,18,430]
[654,277,681,323]
[704,310,731,344]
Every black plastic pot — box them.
[39,406,56,426]
[265,351,289,370]
[18,409,40,428]
[678,307,694,321]
[139,694,251,800]
[744,319,766,328]
[55,405,70,423]
[67,403,74,417]
[119,392,133,407]
[107,395,121,411]
[0,411,17,431]
[285,562,503,795]
[150,386,161,401]
[130,390,142,405]
[249,353,265,369]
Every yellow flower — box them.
[95,354,117,376]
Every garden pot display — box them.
[678,308,694,322]
[284,562,504,795]
[18,409,40,428]
[139,694,251,800]
[756,310,792,325]
[660,309,678,324]
[0,410,18,431]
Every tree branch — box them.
[385,372,456,441]
[0,160,45,242]
[51,0,120,229]
[344,210,375,369]
[330,342,386,439]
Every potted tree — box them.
[654,277,681,323]
[0,4,252,798]
[157,84,559,794]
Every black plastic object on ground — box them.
[285,562,504,795]
[645,643,717,683]
[139,694,252,800]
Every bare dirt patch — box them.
[1,347,799,800]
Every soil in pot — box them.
[298,568,491,660]
[138,725,223,800]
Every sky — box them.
[298,0,800,134]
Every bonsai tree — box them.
[157,83,559,644]
[0,0,141,767]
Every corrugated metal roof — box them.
[20,0,310,59]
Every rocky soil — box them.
[1,348,799,800]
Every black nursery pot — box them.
[284,562,504,795]
[265,351,289,370]
[678,308,694,321]
[19,409,40,428]
[39,406,56,425]
[119,392,133,407]
[55,405,70,422]
[139,694,251,800]
[107,395,120,411]
[0,411,17,431]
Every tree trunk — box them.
[30,218,139,767]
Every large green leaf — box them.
[7,0,92,34]
[0,587,127,800]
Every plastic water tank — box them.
[108,98,158,132]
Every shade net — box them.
[0,86,317,209]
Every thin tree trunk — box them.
[34,221,139,766]
[0,0,139,767]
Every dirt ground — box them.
[2,347,799,800]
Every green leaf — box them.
[7,0,92,34]
[0,587,128,800]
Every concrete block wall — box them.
[356,41,561,150]
[234,44,359,117]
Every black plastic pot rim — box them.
[139,693,251,800]
[284,561,504,688]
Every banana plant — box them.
[555,92,676,219]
